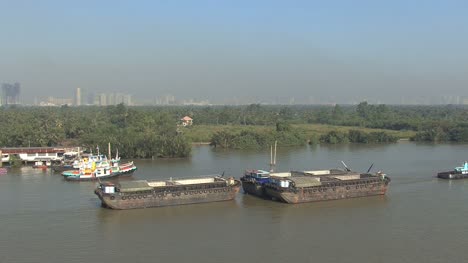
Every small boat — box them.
[437,161,468,179]
[62,155,137,181]
[32,160,52,169]
[263,168,390,204]
[51,160,81,173]
[95,176,241,209]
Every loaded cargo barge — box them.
[95,176,240,209]
[241,168,354,198]
[437,161,468,179]
[264,170,390,204]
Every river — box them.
[1,142,468,263]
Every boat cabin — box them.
[246,170,270,179]
[454,162,468,174]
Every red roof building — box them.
[181,116,193,126]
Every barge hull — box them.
[64,169,135,181]
[265,179,390,204]
[437,172,468,180]
[96,184,241,209]
[241,181,266,197]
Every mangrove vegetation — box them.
[1,102,467,154]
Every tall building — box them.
[108,93,115,105]
[1,82,21,105]
[99,93,107,106]
[75,88,81,106]
[87,92,95,105]
[123,94,132,106]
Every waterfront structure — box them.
[0,147,65,163]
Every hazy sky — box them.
[1,0,468,104]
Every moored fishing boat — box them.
[95,176,241,209]
[264,169,390,204]
[437,161,468,179]
[62,155,137,181]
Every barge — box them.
[95,176,241,209]
[264,170,390,204]
[437,161,468,179]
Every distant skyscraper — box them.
[87,92,95,105]
[100,93,107,106]
[108,93,115,105]
[115,93,124,104]
[1,82,21,105]
[75,88,81,106]
[123,94,132,105]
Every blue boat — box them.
[437,161,468,179]
[240,169,292,198]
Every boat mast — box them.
[270,140,277,172]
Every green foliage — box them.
[275,121,291,132]
[9,155,22,167]
[2,102,467,154]
[320,130,398,144]
[319,131,349,144]
[0,105,191,158]
[210,127,306,149]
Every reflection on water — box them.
[1,143,468,263]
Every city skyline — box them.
[23,87,468,106]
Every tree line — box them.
[165,102,468,143]
[1,102,467,155]
[0,104,190,158]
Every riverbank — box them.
[182,124,416,144]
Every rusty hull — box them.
[240,180,267,198]
[95,180,241,209]
[264,178,390,204]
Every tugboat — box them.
[263,163,390,204]
[241,141,291,198]
[241,170,291,198]
[437,161,468,179]
[95,176,241,209]
[62,154,137,181]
